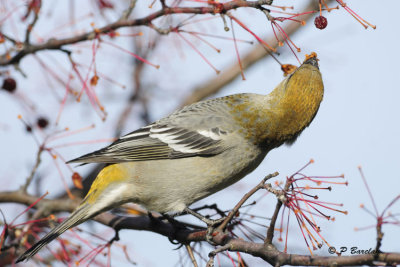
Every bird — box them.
[17,52,324,262]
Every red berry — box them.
[37,117,49,128]
[314,16,328,30]
[2,78,17,93]
[26,125,33,132]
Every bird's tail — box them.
[16,203,94,263]
[16,164,132,263]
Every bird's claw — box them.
[183,207,227,245]
[201,216,226,227]
[204,217,226,245]
[206,227,216,245]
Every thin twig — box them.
[160,0,167,9]
[218,172,279,231]
[180,0,328,106]
[115,36,153,136]
[0,190,79,213]
[375,219,383,254]
[1,0,275,66]
[185,244,199,267]
[24,1,42,45]
[265,178,291,245]
[1,32,18,44]
[206,244,231,267]
[20,146,44,192]
[264,198,283,245]
[119,0,138,21]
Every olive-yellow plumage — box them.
[17,53,324,262]
[85,164,129,204]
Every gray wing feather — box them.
[68,99,236,164]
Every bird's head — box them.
[302,52,319,69]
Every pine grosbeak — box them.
[17,53,324,262]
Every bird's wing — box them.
[67,104,235,164]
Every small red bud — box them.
[314,16,328,29]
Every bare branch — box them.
[24,1,42,45]
[206,244,231,267]
[375,220,383,254]
[218,172,279,231]
[0,191,79,214]
[0,0,274,66]
[115,36,155,136]
[20,146,44,193]
[119,0,138,21]
[265,179,291,245]
[2,188,400,266]
[185,244,199,267]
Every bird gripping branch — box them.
[17,52,324,262]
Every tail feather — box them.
[16,204,92,263]
[17,166,131,263]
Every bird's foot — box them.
[162,213,188,229]
[148,211,184,230]
[156,213,189,245]
[147,211,162,225]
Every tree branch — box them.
[119,0,138,21]
[0,0,274,66]
[3,178,400,266]
[20,146,44,193]
[0,191,79,215]
[265,178,291,245]
[218,172,279,231]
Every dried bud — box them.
[72,172,83,189]
[281,64,297,76]
[97,0,114,9]
[90,75,99,86]
[2,78,17,93]
[37,117,49,128]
